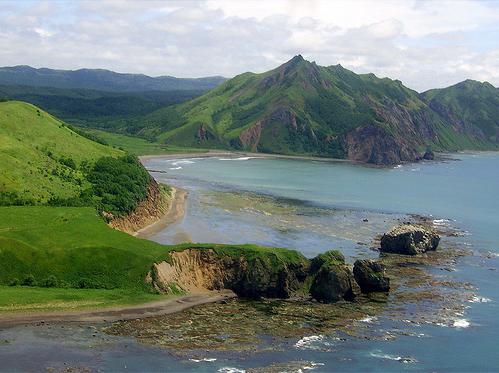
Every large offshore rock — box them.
[380,224,440,255]
[309,250,360,303]
[353,259,390,293]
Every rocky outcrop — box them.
[148,248,308,299]
[353,259,390,293]
[109,179,171,234]
[422,150,435,160]
[148,247,391,303]
[345,123,420,165]
[309,250,360,303]
[380,224,440,255]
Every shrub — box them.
[21,274,36,286]
[40,275,58,288]
[8,278,20,286]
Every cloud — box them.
[0,0,497,91]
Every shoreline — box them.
[0,290,236,327]
[139,150,354,164]
[134,186,188,239]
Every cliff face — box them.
[147,247,387,303]
[109,178,171,235]
[147,248,308,298]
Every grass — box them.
[82,128,210,155]
[0,206,308,313]
[0,286,164,313]
[0,101,122,202]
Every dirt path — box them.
[0,290,236,327]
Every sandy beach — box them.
[134,186,188,239]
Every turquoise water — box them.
[144,152,499,372]
[2,153,498,372]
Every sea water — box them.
[1,153,498,372]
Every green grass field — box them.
[0,101,122,202]
[83,128,210,155]
[0,206,305,313]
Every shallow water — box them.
[1,153,498,372]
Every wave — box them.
[169,166,182,170]
[171,160,195,166]
[359,315,377,323]
[369,350,418,364]
[453,319,470,328]
[190,358,217,363]
[218,368,245,373]
[468,295,492,303]
[294,335,335,351]
[218,157,258,161]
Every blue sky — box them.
[0,0,498,91]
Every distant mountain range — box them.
[131,55,498,164]
[0,66,227,92]
[1,58,497,164]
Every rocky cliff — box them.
[146,246,388,303]
[109,179,172,235]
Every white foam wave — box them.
[295,335,325,350]
[453,319,470,328]
[302,362,325,370]
[190,358,217,363]
[218,156,257,161]
[169,166,182,170]
[433,218,453,226]
[370,350,418,364]
[468,296,492,303]
[359,315,377,323]
[218,368,245,373]
[171,160,195,166]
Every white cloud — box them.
[0,0,497,91]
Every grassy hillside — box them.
[129,56,498,164]
[0,206,306,312]
[82,128,210,155]
[422,80,499,142]
[0,100,122,203]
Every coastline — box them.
[134,186,188,238]
[0,290,236,327]
[139,150,353,164]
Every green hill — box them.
[0,100,305,313]
[422,80,499,143]
[0,100,123,203]
[132,55,498,164]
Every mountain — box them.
[135,55,498,164]
[422,80,499,144]
[0,66,227,92]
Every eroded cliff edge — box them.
[108,178,173,235]
[145,245,389,303]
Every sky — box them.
[0,0,498,91]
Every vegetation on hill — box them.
[0,84,204,131]
[0,101,156,218]
[118,55,498,164]
[0,101,122,204]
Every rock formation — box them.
[353,259,390,293]
[380,224,440,255]
[147,247,390,303]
